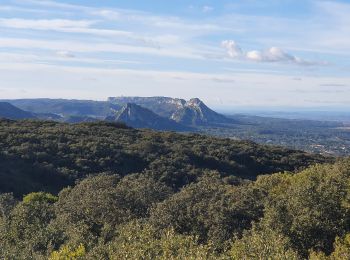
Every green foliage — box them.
[260,160,350,256]
[104,221,217,260]
[23,192,58,204]
[310,234,350,260]
[53,173,172,249]
[0,119,328,197]
[150,172,263,249]
[1,120,349,259]
[0,193,17,219]
[49,244,86,260]
[0,192,61,259]
[228,224,299,260]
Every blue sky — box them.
[0,0,349,108]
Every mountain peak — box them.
[187,98,203,105]
[171,98,233,126]
[123,102,140,111]
[106,103,191,131]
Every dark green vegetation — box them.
[0,119,349,259]
[0,120,350,258]
[0,119,327,197]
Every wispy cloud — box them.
[202,6,214,13]
[0,18,94,29]
[15,0,83,10]
[18,0,226,34]
[56,50,75,58]
[0,37,208,60]
[0,18,133,37]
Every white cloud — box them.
[221,40,242,58]
[56,51,75,58]
[90,9,121,20]
[222,40,323,65]
[202,6,214,13]
[246,47,295,62]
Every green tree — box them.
[228,223,299,260]
[49,244,86,260]
[0,192,60,259]
[150,172,263,249]
[103,220,216,260]
[310,234,350,260]
[261,161,350,256]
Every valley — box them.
[1,96,349,156]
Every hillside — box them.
[106,103,190,131]
[0,120,348,259]
[0,102,36,120]
[0,119,329,197]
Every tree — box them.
[260,161,350,256]
[150,172,263,249]
[49,244,86,260]
[101,220,216,260]
[310,234,350,260]
[228,223,299,260]
[0,192,59,259]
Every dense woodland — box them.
[1,120,350,259]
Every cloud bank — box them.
[222,40,322,65]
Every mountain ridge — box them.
[106,103,192,131]
[108,96,186,118]
[0,102,36,120]
[108,96,233,126]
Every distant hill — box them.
[2,97,233,127]
[106,103,191,131]
[171,98,234,126]
[3,99,120,118]
[0,102,36,120]
[108,96,186,118]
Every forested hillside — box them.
[1,120,349,259]
[0,119,328,197]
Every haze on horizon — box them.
[0,0,349,109]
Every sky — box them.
[0,0,350,109]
